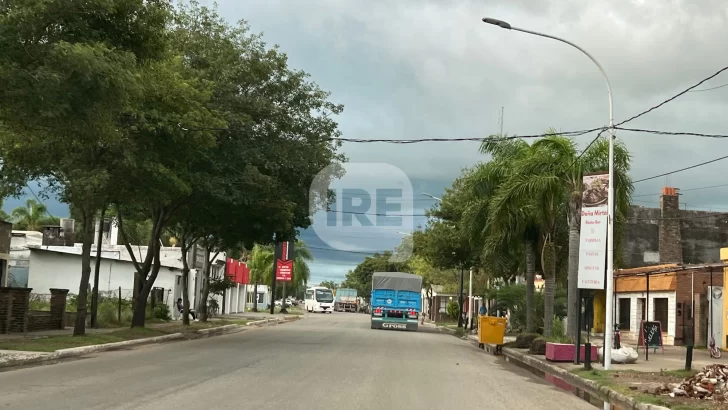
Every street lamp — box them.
[422,192,442,202]
[482,17,616,370]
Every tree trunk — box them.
[567,199,581,339]
[198,248,213,322]
[253,283,259,312]
[73,208,96,336]
[180,235,192,326]
[131,285,152,327]
[541,236,557,337]
[525,240,536,333]
[543,274,556,336]
[90,207,105,328]
[130,236,163,328]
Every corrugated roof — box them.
[615,262,728,276]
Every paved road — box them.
[0,313,595,410]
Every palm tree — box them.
[292,240,313,290]
[526,131,632,338]
[465,136,541,333]
[11,199,58,231]
[281,240,313,311]
[247,244,274,312]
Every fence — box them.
[28,288,168,328]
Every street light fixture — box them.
[422,192,442,202]
[482,16,616,371]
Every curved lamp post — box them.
[482,17,617,371]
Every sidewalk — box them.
[0,318,231,341]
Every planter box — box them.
[545,342,598,362]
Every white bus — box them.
[305,286,335,313]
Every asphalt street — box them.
[0,312,595,409]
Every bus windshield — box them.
[315,289,334,303]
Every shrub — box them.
[446,300,459,319]
[152,303,172,321]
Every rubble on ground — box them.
[662,364,728,401]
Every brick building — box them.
[614,263,723,347]
[623,187,728,268]
[592,186,728,344]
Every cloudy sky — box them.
[6,0,728,284]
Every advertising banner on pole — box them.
[577,172,609,289]
[275,241,294,282]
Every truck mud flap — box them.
[371,320,418,331]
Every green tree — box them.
[466,136,541,333]
[10,199,58,231]
[525,133,632,338]
[0,0,172,336]
[319,280,339,291]
[111,1,345,326]
[248,244,274,312]
[342,251,408,300]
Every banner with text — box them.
[275,241,294,282]
[577,172,609,289]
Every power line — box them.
[307,245,390,256]
[331,128,600,144]
[632,183,728,198]
[615,127,728,139]
[633,154,728,184]
[24,182,56,220]
[318,209,428,217]
[687,83,728,93]
[615,65,728,126]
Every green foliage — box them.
[341,251,409,300]
[10,199,58,231]
[547,317,572,343]
[208,276,235,296]
[152,303,172,321]
[0,1,343,331]
[487,284,567,334]
[320,281,339,291]
[446,300,460,319]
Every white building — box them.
[8,230,43,288]
[18,240,260,317]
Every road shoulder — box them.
[0,315,300,370]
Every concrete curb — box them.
[52,333,187,359]
[0,317,301,370]
[246,315,300,327]
[501,347,671,410]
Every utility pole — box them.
[90,210,105,328]
[270,234,279,315]
[468,266,474,330]
[500,106,504,136]
[457,262,464,328]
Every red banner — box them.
[238,262,250,285]
[275,259,293,282]
[226,258,236,279]
[225,258,251,285]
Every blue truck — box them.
[370,272,422,331]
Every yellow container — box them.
[478,316,507,345]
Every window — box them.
[618,298,631,330]
[315,289,334,303]
[305,290,314,300]
[247,292,264,304]
[653,298,669,332]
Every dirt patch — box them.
[580,369,728,409]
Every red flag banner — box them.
[238,262,251,285]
